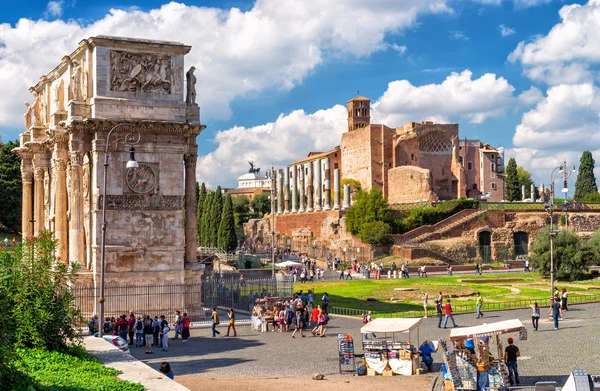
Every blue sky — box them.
[1,0,599,188]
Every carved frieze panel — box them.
[99,194,183,211]
[124,163,159,194]
[110,50,172,94]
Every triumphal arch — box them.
[14,36,204,285]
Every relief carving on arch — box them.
[125,163,158,194]
[110,50,172,94]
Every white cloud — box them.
[388,43,407,55]
[449,30,469,40]
[196,105,347,189]
[46,1,63,17]
[499,24,515,37]
[508,0,600,84]
[472,0,550,7]
[517,86,543,106]
[0,0,453,131]
[372,70,517,126]
[508,82,600,184]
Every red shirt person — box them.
[443,299,457,328]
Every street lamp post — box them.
[270,166,276,279]
[547,160,576,300]
[98,124,140,338]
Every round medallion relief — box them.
[126,164,157,194]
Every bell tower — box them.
[347,94,371,132]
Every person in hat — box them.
[504,337,520,386]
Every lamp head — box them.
[126,145,138,168]
[572,166,576,172]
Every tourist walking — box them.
[181,312,190,342]
[134,316,144,347]
[152,316,161,346]
[443,299,457,328]
[549,297,563,330]
[504,338,520,385]
[117,314,129,341]
[291,310,305,338]
[363,311,376,339]
[226,308,237,336]
[321,292,329,313]
[420,265,427,278]
[561,288,569,311]
[127,312,136,345]
[524,260,530,272]
[339,268,345,280]
[143,315,154,354]
[172,310,182,340]
[436,299,443,328]
[530,302,540,331]
[423,292,429,318]
[475,292,484,319]
[211,307,221,337]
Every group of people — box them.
[88,310,192,354]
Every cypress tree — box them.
[218,194,238,252]
[209,186,223,248]
[574,151,598,200]
[196,183,207,242]
[505,158,521,202]
[200,192,213,246]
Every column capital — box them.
[21,171,34,183]
[34,166,46,181]
[53,158,69,172]
[184,153,197,168]
[69,151,84,166]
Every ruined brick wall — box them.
[569,213,600,232]
[388,166,436,204]
[275,211,343,238]
[341,127,372,191]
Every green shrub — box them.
[11,347,144,391]
[358,221,393,246]
[398,198,478,233]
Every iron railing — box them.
[328,292,600,319]
[201,275,294,313]
[73,283,203,325]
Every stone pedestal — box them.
[186,104,200,124]
[51,111,68,127]
[30,126,46,142]
[68,100,89,121]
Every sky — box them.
[1,0,599,190]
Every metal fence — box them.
[328,292,600,319]
[201,275,294,313]
[73,283,204,324]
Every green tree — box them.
[516,166,538,199]
[530,227,591,281]
[196,183,207,242]
[341,178,362,200]
[232,195,251,227]
[218,194,238,252]
[200,192,213,246]
[358,220,393,246]
[208,187,223,247]
[251,193,271,216]
[505,158,521,201]
[574,150,598,200]
[0,141,22,232]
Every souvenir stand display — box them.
[360,318,424,376]
[562,369,600,391]
[338,334,356,373]
[441,319,527,391]
[250,297,292,331]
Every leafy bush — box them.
[530,227,593,281]
[0,232,82,351]
[346,189,394,237]
[358,221,393,246]
[12,347,144,391]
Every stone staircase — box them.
[393,209,484,246]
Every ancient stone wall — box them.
[388,166,435,203]
[275,210,342,238]
[341,127,372,191]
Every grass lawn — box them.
[300,273,600,313]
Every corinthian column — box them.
[306,163,313,212]
[22,170,34,240]
[322,158,331,210]
[333,168,341,210]
[33,167,45,235]
[54,157,68,263]
[283,168,290,214]
[69,152,84,266]
[291,165,298,213]
[184,153,197,263]
[313,160,322,212]
[298,167,306,213]
[277,169,284,215]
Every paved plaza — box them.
[131,300,600,388]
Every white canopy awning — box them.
[275,261,302,268]
[360,317,423,334]
[449,319,526,341]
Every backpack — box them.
[135,320,143,331]
[183,318,190,328]
[362,315,368,324]
[103,321,112,333]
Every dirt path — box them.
[176,375,433,391]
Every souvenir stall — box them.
[442,319,527,390]
[360,318,425,376]
[250,296,292,331]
